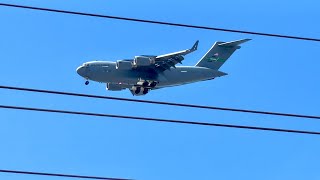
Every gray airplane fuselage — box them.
[76,61,226,88]
[76,39,250,95]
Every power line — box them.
[1,85,319,120]
[0,3,319,42]
[1,104,320,135]
[0,169,132,180]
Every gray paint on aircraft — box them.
[76,39,250,95]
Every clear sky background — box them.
[0,0,320,180]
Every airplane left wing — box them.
[153,40,199,71]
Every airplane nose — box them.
[76,65,86,77]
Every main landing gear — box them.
[130,80,158,96]
[85,80,89,85]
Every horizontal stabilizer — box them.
[218,39,251,48]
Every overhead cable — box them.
[0,3,319,42]
[1,104,320,135]
[0,85,319,120]
[0,169,132,180]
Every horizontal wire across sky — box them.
[0,3,319,42]
[0,85,319,119]
[1,105,320,136]
[0,169,132,180]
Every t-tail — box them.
[195,39,251,70]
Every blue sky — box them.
[0,0,320,179]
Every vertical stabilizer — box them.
[195,39,251,70]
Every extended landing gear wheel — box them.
[134,87,141,94]
[142,81,149,87]
[149,81,157,88]
[143,88,149,95]
[85,81,89,85]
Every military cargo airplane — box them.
[76,39,250,96]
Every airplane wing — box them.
[153,40,199,71]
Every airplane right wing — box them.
[124,41,198,72]
[153,40,199,71]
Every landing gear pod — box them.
[130,86,150,96]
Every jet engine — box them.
[133,56,155,67]
[130,86,149,96]
[116,60,132,70]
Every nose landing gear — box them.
[85,80,89,85]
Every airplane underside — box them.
[89,66,227,96]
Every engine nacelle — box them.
[116,60,132,70]
[130,86,149,96]
[106,83,125,91]
[133,56,155,67]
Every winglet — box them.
[191,40,199,51]
[156,40,199,60]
